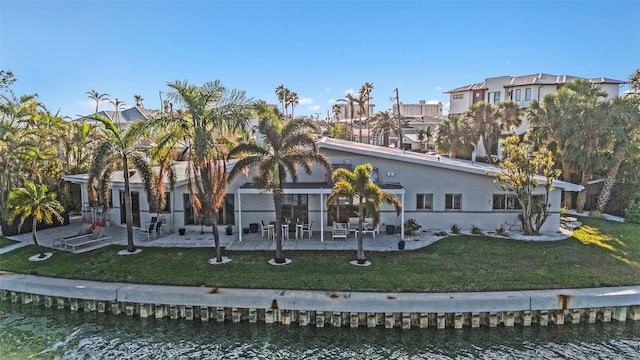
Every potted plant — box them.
[397,239,406,250]
[225,224,233,235]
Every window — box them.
[149,192,171,213]
[453,94,464,99]
[445,194,461,210]
[515,89,521,101]
[488,91,501,105]
[416,194,433,210]
[493,194,522,210]
[525,88,531,101]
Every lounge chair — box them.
[53,223,93,247]
[141,221,155,241]
[64,226,111,252]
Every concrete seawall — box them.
[1,271,638,329]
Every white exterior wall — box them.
[448,91,473,114]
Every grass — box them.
[0,216,638,293]
[0,237,18,248]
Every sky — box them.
[1,1,639,119]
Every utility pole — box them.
[394,88,403,149]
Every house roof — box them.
[317,137,583,192]
[444,82,487,93]
[73,106,156,123]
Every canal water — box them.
[1,302,639,359]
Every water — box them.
[1,302,639,359]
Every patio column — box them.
[320,190,324,242]
[237,190,242,242]
[401,192,405,241]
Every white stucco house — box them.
[64,137,582,240]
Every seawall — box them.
[1,271,638,329]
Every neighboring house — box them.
[64,137,582,240]
[74,106,156,130]
[393,100,443,119]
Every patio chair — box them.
[301,221,313,239]
[141,221,155,241]
[260,221,272,239]
[154,220,163,237]
[53,223,93,247]
[65,226,111,252]
[332,222,348,240]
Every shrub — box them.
[625,201,640,224]
[471,225,483,235]
[434,231,448,236]
[495,225,508,237]
[404,218,422,235]
[560,207,567,217]
[450,223,461,234]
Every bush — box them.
[471,225,483,235]
[625,201,640,224]
[450,223,461,234]
[495,225,508,237]
[404,218,422,235]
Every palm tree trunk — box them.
[562,159,573,209]
[32,217,45,257]
[482,136,493,164]
[576,170,591,213]
[596,151,625,213]
[357,202,365,262]
[208,207,222,263]
[273,188,285,263]
[123,156,136,252]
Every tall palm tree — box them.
[496,100,523,133]
[134,94,144,107]
[595,96,640,213]
[327,164,401,264]
[166,80,252,264]
[287,91,299,119]
[228,102,330,264]
[8,181,64,258]
[359,82,374,143]
[88,114,156,253]
[331,103,341,123]
[434,114,478,159]
[108,98,127,128]
[370,111,398,147]
[86,90,110,114]
[275,85,288,116]
[629,68,640,95]
[338,93,357,141]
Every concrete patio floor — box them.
[2,216,575,255]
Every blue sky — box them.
[1,1,638,119]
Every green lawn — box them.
[0,216,638,293]
[0,237,18,248]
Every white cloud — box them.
[426,100,441,105]
[435,86,442,91]
[344,88,354,95]
[299,96,313,105]
[328,98,336,104]
[309,105,321,111]
[325,87,331,92]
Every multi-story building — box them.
[393,100,443,119]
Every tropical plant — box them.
[86,90,110,114]
[466,101,500,163]
[370,111,398,147]
[7,181,64,258]
[415,127,433,152]
[358,82,374,143]
[495,134,559,235]
[229,102,330,264]
[286,91,299,119]
[404,218,421,235]
[133,94,144,107]
[337,93,357,141]
[327,163,401,264]
[594,95,640,214]
[434,114,478,159]
[87,114,156,253]
[166,79,252,264]
[275,84,289,116]
[331,103,341,123]
[328,122,351,140]
[450,223,461,234]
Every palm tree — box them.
[331,103,341,123]
[7,181,64,258]
[496,100,523,133]
[434,114,478,159]
[327,164,401,264]
[86,90,110,114]
[466,101,500,163]
[88,114,156,253]
[287,91,299,119]
[629,68,640,95]
[337,93,357,141]
[228,102,330,264]
[415,127,433,152]
[370,111,398,147]
[595,96,640,214]
[166,80,252,264]
[275,85,288,115]
[359,82,374,143]
[134,94,144,107]
[109,98,127,128]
